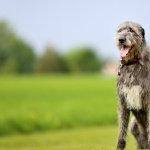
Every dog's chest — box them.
[118,66,143,110]
[122,85,142,110]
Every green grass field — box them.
[0,126,136,150]
[0,75,117,135]
[0,75,136,149]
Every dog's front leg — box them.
[117,99,130,150]
[147,107,150,146]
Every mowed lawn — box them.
[0,75,117,135]
[0,75,136,149]
[0,126,136,150]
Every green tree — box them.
[64,47,101,73]
[0,20,36,74]
[35,47,67,73]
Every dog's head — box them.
[115,21,146,62]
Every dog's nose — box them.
[119,37,126,43]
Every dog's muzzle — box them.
[118,37,126,44]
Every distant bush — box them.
[35,47,68,73]
[0,20,106,75]
[0,20,36,74]
[64,47,102,73]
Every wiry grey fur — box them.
[115,21,150,150]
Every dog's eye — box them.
[118,29,122,33]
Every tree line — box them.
[0,20,104,74]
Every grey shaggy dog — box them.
[115,21,150,150]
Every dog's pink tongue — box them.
[120,47,130,57]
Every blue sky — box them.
[0,0,150,60]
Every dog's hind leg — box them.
[129,117,150,149]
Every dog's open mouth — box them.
[120,46,130,58]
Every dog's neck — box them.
[118,56,141,76]
[121,57,141,66]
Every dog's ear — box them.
[141,27,145,38]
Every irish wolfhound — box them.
[115,21,150,150]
